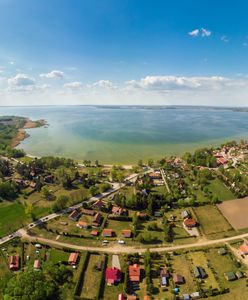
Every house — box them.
[194,266,207,279]
[92,212,103,227]
[91,229,99,236]
[236,270,244,279]
[81,208,95,216]
[144,296,151,300]
[181,210,189,219]
[191,292,200,299]
[183,218,197,228]
[69,209,81,221]
[118,294,125,300]
[105,267,122,285]
[129,264,141,282]
[182,294,190,300]
[33,259,41,270]
[122,229,132,238]
[90,229,99,236]
[240,243,248,255]
[9,255,20,271]
[77,221,89,229]
[103,228,113,237]
[93,199,105,210]
[112,206,127,216]
[149,172,162,179]
[224,272,236,281]
[68,253,79,265]
[173,274,184,284]
[161,276,168,287]
[127,296,137,300]
[160,267,170,283]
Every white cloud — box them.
[188,29,199,37]
[9,61,15,65]
[64,81,83,89]
[89,79,117,90]
[40,70,64,79]
[126,75,227,91]
[201,28,211,37]
[8,74,35,86]
[221,35,229,43]
[188,28,211,38]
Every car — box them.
[102,240,109,244]
[118,240,125,244]
[8,235,13,238]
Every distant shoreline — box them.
[11,118,47,148]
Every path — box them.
[160,168,171,193]
[19,230,248,254]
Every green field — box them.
[208,178,235,201]
[0,202,26,237]
[193,205,233,236]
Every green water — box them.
[1,106,247,164]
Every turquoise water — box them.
[0,106,248,164]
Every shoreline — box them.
[11,118,47,148]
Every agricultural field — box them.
[218,197,248,229]
[193,205,233,236]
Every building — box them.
[118,294,125,300]
[191,292,200,299]
[122,229,132,238]
[181,210,189,219]
[183,218,197,228]
[92,212,103,227]
[33,259,41,270]
[68,253,79,265]
[182,294,190,300]
[144,296,151,300]
[81,208,95,216]
[103,229,113,237]
[240,243,248,255]
[105,267,122,285]
[172,274,184,284]
[69,209,81,221]
[90,229,99,236]
[112,206,127,216]
[194,266,207,279]
[77,221,89,229]
[93,199,105,210]
[129,264,141,282]
[224,272,236,281]
[160,267,170,287]
[9,255,20,271]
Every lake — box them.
[0,106,248,164]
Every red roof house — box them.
[34,259,41,270]
[77,221,89,229]
[9,255,20,271]
[90,229,99,236]
[129,264,141,282]
[103,229,113,237]
[105,267,122,285]
[240,243,248,255]
[118,294,125,300]
[122,229,132,238]
[68,253,79,265]
[183,218,197,228]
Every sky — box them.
[0,0,248,106]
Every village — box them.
[1,139,248,299]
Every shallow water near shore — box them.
[0,105,248,164]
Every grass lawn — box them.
[48,248,69,264]
[0,202,27,237]
[193,205,233,236]
[208,178,235,201]
[172,254,197,295]
[106,219,132,237]
[81,253,103,299]
[187,251,219,289]
[206,248,246,290]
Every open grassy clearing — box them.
[208,178,235,201]
[0,202,27,237]
[193,205,233,235]
[81,253,103,299]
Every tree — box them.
[25,203,35,220]
[4,271,57,300]
[89,185,99,196]
[42,186,54,200]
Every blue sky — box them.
[0,0,248,106]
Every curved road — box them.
[21,230,248,254]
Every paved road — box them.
[20,230,248,254]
